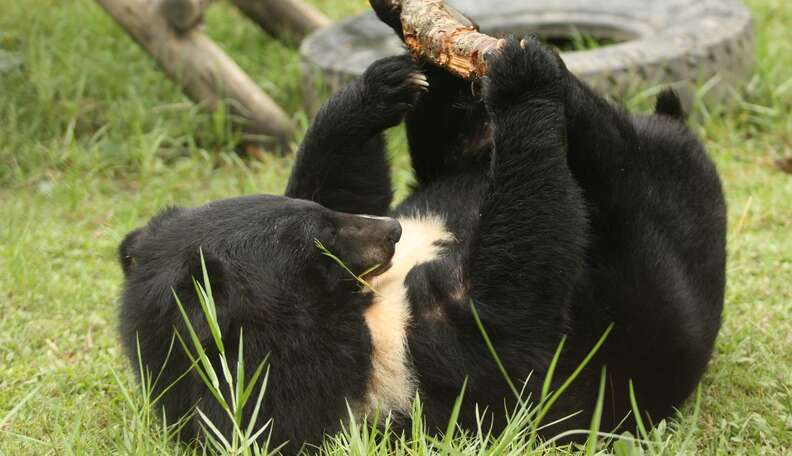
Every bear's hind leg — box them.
[468,36,589,356]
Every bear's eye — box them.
[318,225,338,243]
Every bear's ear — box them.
[185,248,226,297]
[176,248,230,342]
[120,207,184,276]
[119,228,144,275]
[654,88,687,121]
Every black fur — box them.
[654,88,687,120]
[118,28,726,452]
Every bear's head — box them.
[119,195,401,299]
[117,195,402,445]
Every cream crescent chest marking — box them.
[360,215,453,417]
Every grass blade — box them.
[469,300,521,402]
[0,385,41,430]
[314,238,380,294]
[532,323,614,436]
[628,380,649,440]
[172,288,221,390]
[585,367,608,455]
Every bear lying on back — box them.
[118,17,726,453]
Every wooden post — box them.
[96,0,295,149]
[232,0,331,42]
[158,0,213,32]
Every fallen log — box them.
[96,0,295,149]
[374,0,504,80]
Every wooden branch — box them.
[383,0,503,79]
[96,0,295,148]
[158,0,213,31]
[232,0,331,42]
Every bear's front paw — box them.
[483,36,567,113]
[361,55,428,127]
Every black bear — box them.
[118,9,726,452]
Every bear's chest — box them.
[359,215,453,416]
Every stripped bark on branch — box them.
[397,0,503,79]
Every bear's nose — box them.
[353,214,402,244]
[384,218,402,244]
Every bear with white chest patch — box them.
[118,7,726,452]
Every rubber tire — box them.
[300,0,753,111]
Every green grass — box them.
[1,0,790,453]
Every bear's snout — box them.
[331,214,402,276]
[341,214,402,245]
